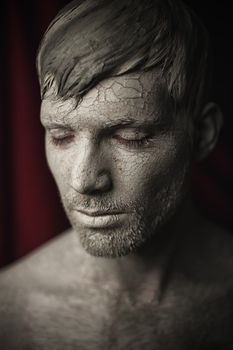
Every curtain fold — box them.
[1,0,70,267]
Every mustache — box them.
[63,194,129,212]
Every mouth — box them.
[73,209,126,228]
[78,209,124,216]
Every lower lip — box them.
[74,211,126,228]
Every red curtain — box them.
[0,0,70,267]
[1,1,233,268]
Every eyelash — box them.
[48,133,153,149]
[112,135,152,148]
[49,135,75,146]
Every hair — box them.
[36,0,212,119]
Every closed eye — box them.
[113,135,152,148]
[46,128,75,147]
[112,128,154,148]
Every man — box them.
[0,0,233,349]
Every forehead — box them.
[40,70,171,123]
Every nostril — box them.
[95,171,112,192]
[71,168,112,195]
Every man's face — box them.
[40,70,193,258]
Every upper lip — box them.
[76,209,123,217]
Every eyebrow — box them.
[40,121,73,130]
[41,115,160,130]
[104,117,156,128]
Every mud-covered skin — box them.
[0,72,229,349]
[41,71,192,258]
[1,225,233,350]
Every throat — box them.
[96,199,200,301]
[97,234,178,304]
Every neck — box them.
[97,197,202,299]
[70,196,203,300]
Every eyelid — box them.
[114,127,150,139]
[46,128,75,147]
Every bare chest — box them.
[9,284,232,350]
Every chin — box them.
[66,179,188,258]
[78,229,140,258]
[76,215,164,258]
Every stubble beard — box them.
[62,168,189,258]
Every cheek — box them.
[113,138,183,194]
[45,143,71,193]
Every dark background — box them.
[1,0,232,268]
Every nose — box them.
[70,138,112,195]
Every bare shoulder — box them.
[0,228,88,285]
[0,228,91,349]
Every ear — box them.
[194,102,223,161]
